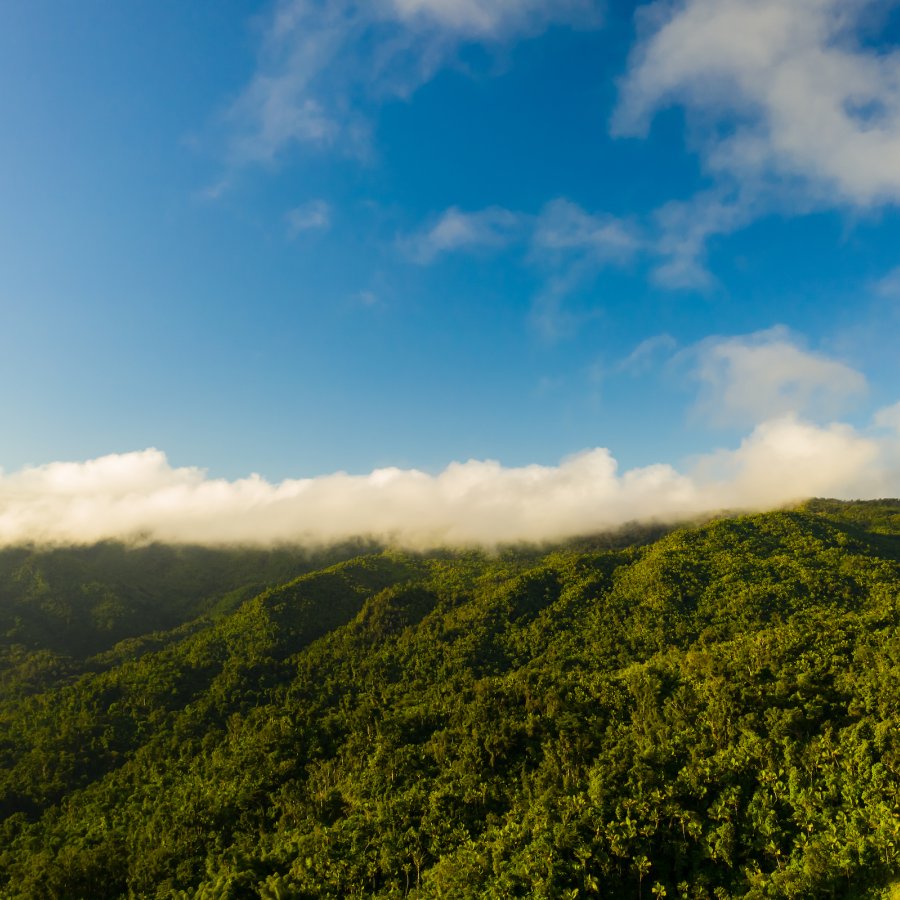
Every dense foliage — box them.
[0,501,898,898]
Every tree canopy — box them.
[0,500,898,898]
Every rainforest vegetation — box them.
[0,500,898,898]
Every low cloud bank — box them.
[1,414,896,549]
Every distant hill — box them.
[0,500,898,898]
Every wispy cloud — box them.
[526,275,601,340]
[875,401,900,432]
[399,206,526,263]
[405,195,750,288]
[531,198,641,262]
[400,195,749,337]
[389,0,599,35]
[618,333,678,374]
[875,265,900,299]
[355,289,380,307]
[527,198,643,337]
[649,189,756,289]
[220,0,601,167]
[398,199,651,337]
[286,199,332,236]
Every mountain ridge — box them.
[0,500,898,897]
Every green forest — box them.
[1,500,899,898]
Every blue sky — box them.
[0,0,898,545]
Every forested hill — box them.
[0,500,899,898]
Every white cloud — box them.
[689,414,889,508]
[286,199,332,235]
[223,0,600,165]
[0,409,894,550]
[400,206,525,263]
[0,332,892,548]
[615,0,900,207]
[689,327,868,426]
